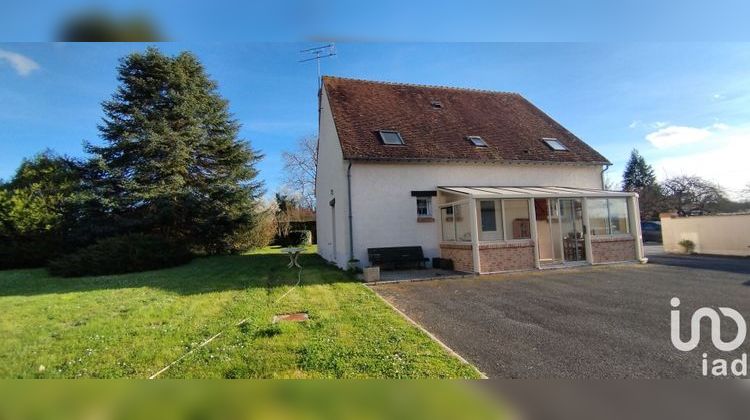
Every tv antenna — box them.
[299,43,336,89]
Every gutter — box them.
[347,160,354,262]
[344,156,612,166]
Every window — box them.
[587,198,630,235]
[608,198,629,234]
[467,136,488,147]
[503,199,531,239]
[416,197,432,217]
[542,138,568,151]
[478,200,503,241]
[480,200,497,231]
[587,199,609,235]
[441,199,533,243]
[430,100,443,109]
[454,203,472,242]
[378,130,405,145]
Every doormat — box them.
[272,312,309,323]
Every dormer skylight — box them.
[430,100,443,109]
[467,136,488,147]
[378,130,405,145]
[542,138,567,151]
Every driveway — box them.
[371,257,750,378]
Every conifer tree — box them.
[622,149,657,191]
[87,48,263,253]
[621,149,663,220]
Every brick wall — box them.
[591,236,636,263]
[439,243,474,272]
[478,240,535,273]
[440,240,536,273]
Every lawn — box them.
[0,246,480,378]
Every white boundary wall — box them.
[661,214,750,256]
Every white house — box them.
[315,77,644,274]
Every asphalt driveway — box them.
[371,257,750,378]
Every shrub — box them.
[222,207,278,253]
[278,230,312,247]
[678,239,695,254]
[48,233,193,277]
[0,233,66,270]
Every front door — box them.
[558,198,586,262]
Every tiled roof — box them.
[322,76,610,165]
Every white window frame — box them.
[588,198,631,236]
[440,198,532,244]
[416,197,432,217]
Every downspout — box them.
[347,161,354,262]
[601,164,611,189]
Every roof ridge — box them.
[322,75,522,96]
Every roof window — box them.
[430,101,443,109]
[378,130,405,145]
[467,136,488,147]
[542,138,568,151]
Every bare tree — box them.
[282,136,318,210]
[662,175,726,215]
[602,174,617,191]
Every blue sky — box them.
[3,1,750,41]
[1,43,749,198]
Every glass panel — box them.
[503,199,530,239]
[417,198,431,216]
[535,198,555,261]
[454,203,472,242]
[379,131,404,145]
[441,207,455,241]
[588,198,609,236]
[608,198,630,234]
[549,200,563,261]
[559,198,585,261]
[478,200,502,241]
[480,200,497,231]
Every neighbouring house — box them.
[315,76,645,274]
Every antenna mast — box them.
[299,43,336,90]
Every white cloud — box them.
[629,120,669,130]
[712,93,724,100]
[645,125,712,149]
[0,49,40,76]
[650,124,750,199]
[710,122,730,131]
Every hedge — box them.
[48,233,193,277]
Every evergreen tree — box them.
[621,149,666,220]
[87,48,263,253]
[622,149,657,191]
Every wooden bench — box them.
[367,246,429,270]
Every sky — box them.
[3,1,750,42]
[1,43,750,198]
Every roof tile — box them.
[322,76,610,165]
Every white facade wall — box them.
[315,88,351,268]
[348,162,603,266]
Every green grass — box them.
[0,246,480,378]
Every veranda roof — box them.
[438,186,635,199]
